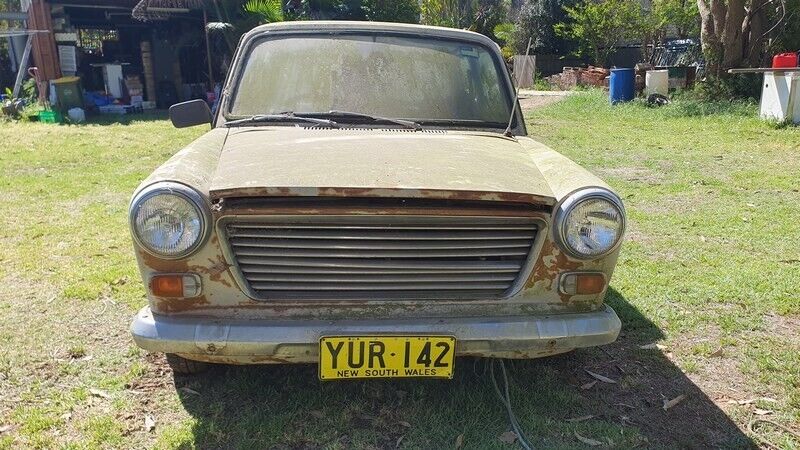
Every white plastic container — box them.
[760,72,800,124]
[67,107,85,123]
[645,70,668,97]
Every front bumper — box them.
[130,306,621,364]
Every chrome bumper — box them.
[130,305,621,364]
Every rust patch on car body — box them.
[190,257,233,288]
[154,295,211,313]
[526,241,582,290]
[210,186,555,208]
[177,353,300,365]
[215,197,549,218]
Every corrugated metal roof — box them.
[54,0,140,7]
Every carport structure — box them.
[13,0,217,108]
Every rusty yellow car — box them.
[129,21,625,378]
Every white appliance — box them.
[759,71,800,124]
[91,63,127,99]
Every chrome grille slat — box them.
[230,237,533,250]
[239,265,521,274]
[231,247,530,258]
[229,224,533,230]
[248,282,512,291]
[228,229,535,240]
[244,274,517,283]
[224,215,538,300]
[236,258,524,270]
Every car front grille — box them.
[223,215,538,300]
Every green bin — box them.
[39,110,63,124]
[52,76,84,111]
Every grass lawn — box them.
[0,91,798,449]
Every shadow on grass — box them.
[171,289,753,448]
[59,110,171,126]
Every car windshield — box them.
[228,33,513,126]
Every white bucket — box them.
[67,107,86,123]
[645,70,669,97]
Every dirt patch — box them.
[519,92,571,111]
[594,166,666,184]
[763,314,800,340]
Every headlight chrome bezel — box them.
[129,182,210,260]
[553,187,626,260]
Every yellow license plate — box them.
[319,335,456,380]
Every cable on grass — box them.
[748,412,800,450]
[489,359,534,450]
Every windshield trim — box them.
[220,30,523,133]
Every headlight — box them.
[554,188,625,259]
[129,182,209,259]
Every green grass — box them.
[0,96,798,448]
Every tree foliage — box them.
[696,0,793,76]
[555,0,645,66]
[244,0,284,23]
[361,0,420,23]
[283,0,419,21]
[510,0,578,55]
[420,0,508,38]
[651,0,699,39]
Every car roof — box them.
[243,21,500,50]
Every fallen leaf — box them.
[575,432,603,446]
[89,388,111,399]
[0,425,12,434]
[60,412,72,422]
[581,380,598,390]
[639,343,666,350]
[709,348,724,358]
[455,433,464,449]
[396,435,404,448]
[179,387,200,396]
[398,421,411,428]
[498,431,517,444]
[760,397,778,403]
[144,415,156,432]
[309,410,324,419]
[663,394,686,411]
[585,370,617,384]
[566,415,595,423]
[753,408,773,416]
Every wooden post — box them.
[141,40,157,103]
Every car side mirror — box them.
[169,99,212,128]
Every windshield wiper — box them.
[304,110,422,130]
[225,113,339,128]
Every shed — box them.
[16,0,217,109]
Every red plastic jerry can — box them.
[772,52,798,68]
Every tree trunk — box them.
[721,0,746,69]
[697,0,724,76]
[697,0,779,77]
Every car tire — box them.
[166,354,209,375]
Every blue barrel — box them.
[609,68,635,104]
